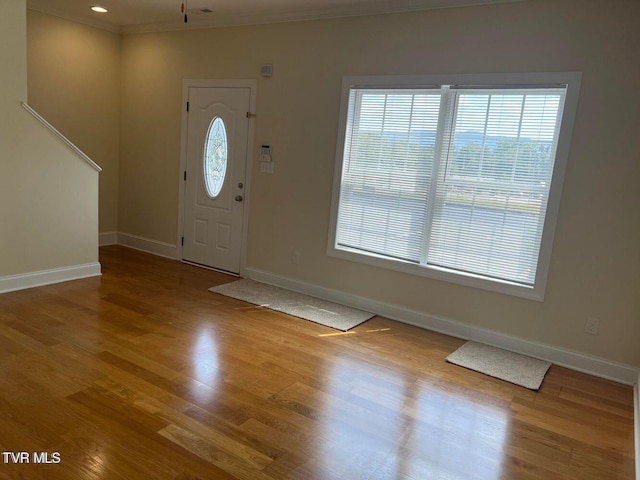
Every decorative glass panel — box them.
[203,117,228,198]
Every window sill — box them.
[327,245,545,301]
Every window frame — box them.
[327,72,582,301]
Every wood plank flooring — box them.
[0,245,634,479]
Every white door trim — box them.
[177,79,256,276]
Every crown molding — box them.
[29,0,526,35]
[121,0,525,34]
[27,4,120,33]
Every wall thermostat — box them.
[260,145,272,162]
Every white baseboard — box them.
[0,263,102,294]
[634,377,639,480]
[244,267,640,386]
[117,232,178,259]
[99,231,118,246]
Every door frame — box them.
[177,79,256,276]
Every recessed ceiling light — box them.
[91,6,108,13]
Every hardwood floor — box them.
[0,245,634,479]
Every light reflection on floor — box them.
[399,381,509,479]
[189,328,220,403]
[318,355,509,479]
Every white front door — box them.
[183,86,251,274]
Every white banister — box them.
[20,102,102,172]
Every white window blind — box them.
[337,88,442,263]
[335,84,567,288]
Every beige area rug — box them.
[446,341,552,390]
[209,279,375,331]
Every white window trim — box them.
[327,72,582,301]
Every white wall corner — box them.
[117,232,178,259]
[244,267,640,386]
[0,263,101,294]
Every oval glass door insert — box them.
[203,116,228,198]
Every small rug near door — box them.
[209,279,374,331]
[446,341,551,390]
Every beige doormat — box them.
[209,279,375,331]
[446,341,551,390]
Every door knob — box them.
[235,195,243,202]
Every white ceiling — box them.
[27,0,524,34]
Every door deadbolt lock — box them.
[238,182,244,189]
[235,195,243,202]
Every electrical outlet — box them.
[292,252,300,265]
[584,316,600,335]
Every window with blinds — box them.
[330,74,580,299]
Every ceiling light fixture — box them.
[91,6,108,13]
